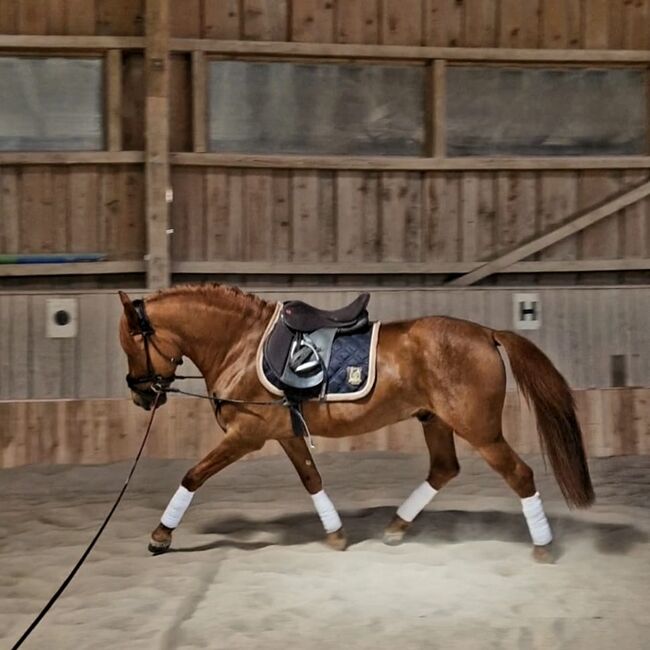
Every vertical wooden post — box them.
[106,49,122,151]
[145,0,170,289]
[432,59,446,158]
[192,50,207,153]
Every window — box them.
[208,60,426,155]
[446,66,647,156]
[0,57,103,151]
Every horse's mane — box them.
[147,283,270,316]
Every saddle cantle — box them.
[257,295,380,420]
[282,293,370,332]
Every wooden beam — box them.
[448,180,650,286]
[0,261,145,277]
[0,35,145,50]
[432,60,446,157]
[170,152,650,171]
[145,0,171,289]
[106,49,122,152]
[170,259,650,276]
[0,152,144,165]
[191,50,207,153]
[170,38,650,63]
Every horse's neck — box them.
[151,293,272,386]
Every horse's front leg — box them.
[278,437,347,551]
[149,432,264,554]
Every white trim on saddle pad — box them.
[256,302,381,402]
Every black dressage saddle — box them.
[263,293,371,396]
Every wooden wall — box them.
[1,286,648,401]
[170,168,650,278]
[1,388,648,468]
[1,0,649,49]
[1,1,650,287]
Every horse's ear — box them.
[118,291,140,333]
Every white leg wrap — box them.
[311,490,342,534]
[397,481,438,523]
[521,492,553,546]
[161,485,195,529]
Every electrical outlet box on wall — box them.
[46,298,78,338]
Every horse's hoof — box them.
[383,515,410,546]
[324,529,348,551]
[148,537,171,555]
[532,543,555,564]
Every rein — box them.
[10,393,162,650]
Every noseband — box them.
[125,299,182,396]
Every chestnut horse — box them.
[118,285,594,563]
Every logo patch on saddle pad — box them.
[346,366,363,386]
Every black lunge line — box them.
[10,393,162,650]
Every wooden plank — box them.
[65,0,96,35]
[318,172,336,263]
[476,173,497,261]
[122,53,146,151]
[618,0,650,49]
[170,168,205,260]
[335,0,380,44]
[495,172,537,256]
[460,173,479,261]
[170,153,650,171]
[499,0,541,48]
[0,168,20,253]
[242,0,288,41]
[541,0,581,48]
[621,171,649,259]
[18,0,48,34]
[204,169,230,260]
[271,171,291,262]
[381,0,422,45]
[380,173,410,262]
[291,0,335,43]
[0,0,19,33]
[0,34,145,48]
[202,0,241,39]
[78,294,109,398]
[145,0,170,288]
[539,172,579,260]
[243,172,274,261]
[425,0,462,46]
[336,172,380,263]
[579,172,621,260]
[48,0,67,34]
[96,0,144,36]
[170,0,201,37]
[0,152,144,165]
[423,172,460,262]
[582,0,609,48]
[291,172,320,262]
[463,0,497,47]
[449,178,650,285]
[0,261,144,277]
[191,50,207,153]
[106,49,123,151]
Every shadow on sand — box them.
[166,506,648,556]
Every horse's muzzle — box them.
[132,390,167,410]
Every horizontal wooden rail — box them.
[0,35,145,51]
[0,261,145,277]
[0,152,145,165]
[170,38,650,63]
[170,153,650,171]
[2,259,648,278]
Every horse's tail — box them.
[493,330,594,509]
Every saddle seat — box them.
[282,293,370,332]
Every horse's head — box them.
[118,291,183,411]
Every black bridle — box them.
[125,299,183,397]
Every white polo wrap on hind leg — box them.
[521,492,553,546]
[397,481,438,523]
[311,490,342,533]
[161,485,195,529]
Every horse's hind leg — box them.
[475,434,554,563]
[278,437,347,551]
[149,432,263,554]
[384,415,459,545]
